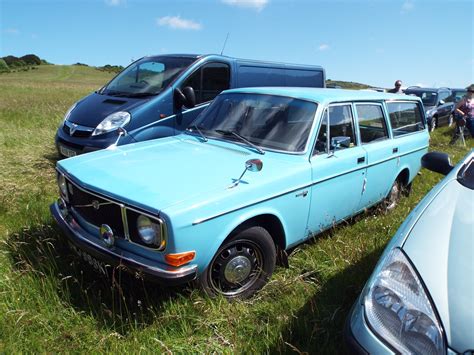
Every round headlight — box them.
[58,174,69,202]
[137,215,163,247]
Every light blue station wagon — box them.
[50,88,429,298]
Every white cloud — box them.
[157,16,202,30]
[221,0,269,11]
[318,44,329,51]
[105,0,125,6]
[401,0,414,14]
[4,28,20,35]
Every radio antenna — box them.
[220,33,230,55]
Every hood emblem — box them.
[69,123,78,136]
[91,200,100,210]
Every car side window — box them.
[356,104,389,143]
[181,62,230,105]
[314,104,356,154]
[387,101,425,136]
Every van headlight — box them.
[92,111,131,136]
[364,248,445,354]
[137,215,165,249]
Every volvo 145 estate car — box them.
[55,54,325,158]
[50,88,429,299]
[345,150,474,354]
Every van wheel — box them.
[384,180,401,211]
[198,226,276,299]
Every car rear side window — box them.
[182,62,230,105]
[387,102,425,136]
[356,104,388,143]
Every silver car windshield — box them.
[191,93,318,153]
[103,56,195,97]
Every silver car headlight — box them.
[137,215,164,249]
[63,103,77,123]
[364,248,445,354]
[57,173,69,202]
[92,111,130,136]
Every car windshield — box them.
[406,91,438,106]
[190,93,318,153]
[102,56,196,97]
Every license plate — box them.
[69,242,108,275]
[59,144,77,158]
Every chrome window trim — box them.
[57,168,168,252]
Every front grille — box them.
[67,181,124,237]
[62,124,92,137]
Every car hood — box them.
[57,135,309,215]
[402,179,474,353]
[68,92,148,128]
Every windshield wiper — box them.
[214,129,264,155]
[186,125,208,142]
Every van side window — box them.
[356,104,388,143]
[314,104,355,154]
[387,102,425,136]
[182,63,230,105]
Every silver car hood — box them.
[403,179,474,353]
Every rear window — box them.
[387,102,425,136]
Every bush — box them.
[0,59,9,73]
[2,55,19,66]
[20,54,42,65]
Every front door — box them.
[307,103,367,236]
[175,62,231,133]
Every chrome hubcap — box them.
[224,256,252,284]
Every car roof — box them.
[146,54,201,59]
[223,87,419,105]
[405,87,450,93]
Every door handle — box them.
[357,156,365,164]
[393,147,399,153]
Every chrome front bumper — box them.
[50,201,197,285]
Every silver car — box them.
[345,150,474,354]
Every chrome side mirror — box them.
[229,159,263,188]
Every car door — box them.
[175,62,231,132]
[307,103,367,235]
[355,103,398,210]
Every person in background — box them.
[455,84,474,137]
[388,80,404,94]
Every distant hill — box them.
[326,79,373,90]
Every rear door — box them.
[355,103,398,209]
[307,103,367,234]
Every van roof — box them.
[224,87,419,105]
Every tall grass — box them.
[0,66,472,353]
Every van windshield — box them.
[190,93,318,153]
[102,56,196,97]
[406,91,438,106]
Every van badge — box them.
[70,123,78,136]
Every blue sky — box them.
[1,0,473,88]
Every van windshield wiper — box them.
[214,129,264,155]
[186,124,208,142]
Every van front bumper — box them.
[50,201,198,285]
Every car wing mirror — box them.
[438,99,445,106]
[330,136,351,154]
[174,87,196,109]
[421,151,453,175]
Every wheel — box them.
[384,179,401,211]
[198,226,276,299]
[448,113,454,127]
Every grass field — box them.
[0,65,472,353]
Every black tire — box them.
[384,179,401,211]
[198,226,276,299]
